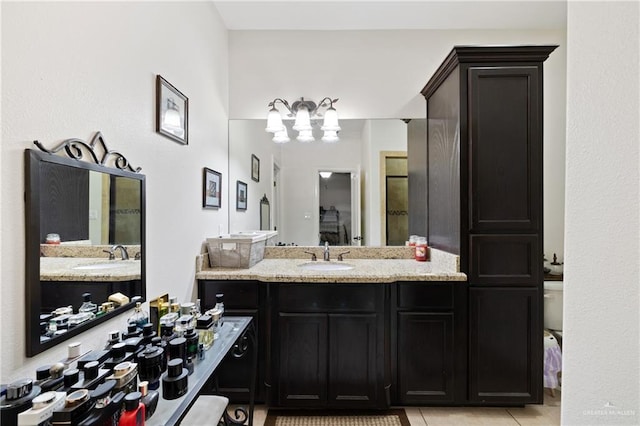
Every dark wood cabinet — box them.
[198,280,266,403]
[393,282,463,405]
[278,313,327,407]
[271,283,388,409]
[419,45,557,404]
[328,313,380,407]
[397,312,454,403]
[468,287,541,404]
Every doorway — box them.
[380,152,408,246]
[317,170,361,246]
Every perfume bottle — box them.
[215,293,224,327]
[77,381,123,426]
[138,381,159,420]
[195,315,214,350]
[161,359,188,400]
[118,392,145,426]
[128,302,149,329]
[79,293,98,314]
[105,330,121,350]
[141,323,156,346]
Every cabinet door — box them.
[397,312,454,404]
[211,309,260,403]
[468,66,541,233]
[278,313,327,407]
[198,280,264,403]
[328,314,380,408]
[468,287,542,404]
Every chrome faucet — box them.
[110,244,129,260]
[324,241,330,261]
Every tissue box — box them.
[207,234,267,268]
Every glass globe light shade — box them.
[292,106,312,131]
[321,107,340,132]
[265,106,284,133]
[296,129,315,143]
[272,126,290,143]
[321,130,339,143]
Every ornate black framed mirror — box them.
[260,194,270,231]
[25,132,146,356]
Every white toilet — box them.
[543,280,563,337]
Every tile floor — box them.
[244,391,561,426]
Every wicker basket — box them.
[206,234,267,268]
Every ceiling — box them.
[212,1,567,31]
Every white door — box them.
[272,159,281,233]
[350,170,362,246]
[316,168,361,246]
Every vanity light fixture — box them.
[163,98,183,137]
[265,97,340,143]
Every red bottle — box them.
[415,237,428,262]
[118,391,145,426]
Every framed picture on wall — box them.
[236,180,248,211]
[156,75,189,145]
[251,154,260,182]
[203,167,221,208]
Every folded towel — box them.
[543,334,562,389]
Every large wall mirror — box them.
[228,119,424,246]
[25,139,146,356]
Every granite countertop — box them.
[195,246,467,283]
[40,257,142,282]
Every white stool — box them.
[181,395,229,425]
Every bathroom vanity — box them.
[195,247,467,408]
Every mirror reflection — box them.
[228,119,415,246]
[26,149,146,356]
[260,194,270,231]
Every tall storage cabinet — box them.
[419,45,557,404]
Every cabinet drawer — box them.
[278,284,378,312]
[198,280,259,310]
[397,283,453,310]
[469,235,540,286]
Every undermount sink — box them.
[298,262,355,271]
[72,262,128,271]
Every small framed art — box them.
[156,75,188,145]
[251,154,260,182]
[236,180,248,211]
[203,167,222,208]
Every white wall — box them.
[363,120,407,246]
[279,130,362,245]
[228,119,280,233]
[228,29,567,257]
[563,2,639,424]
[0,2,228,380]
